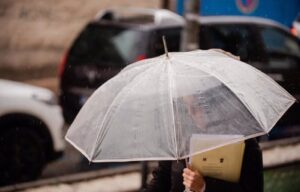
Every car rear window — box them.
[260,27,300,56]
[199,24,260,62]
[69,23,147,67]
[259,26,300,69]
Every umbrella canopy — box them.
[65,49,295,162]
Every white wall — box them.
[0,0,160,70]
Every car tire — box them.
[0,126,46,186]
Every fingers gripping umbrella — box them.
[65,47,295,163]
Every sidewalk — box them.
[262,140,300,168]
[1,165,144,192]
[21,172,141,192]
[2,139,299,192]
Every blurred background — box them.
[0,0,300,192]
[0,0,161,86]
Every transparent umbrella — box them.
[65,48,295,163]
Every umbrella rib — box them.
[91,156,179,163]
[90,62,160,161]
[166,58,179,159]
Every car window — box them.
[200,24,260,63]
[259,26,300,69]
[69,24,147,67]
[150,28,181,57]
[261,27,300,55]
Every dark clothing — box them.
[143,139,263,192]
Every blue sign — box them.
[177,0,300,27]
[236,0,259,14]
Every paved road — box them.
[41,124,82,178]
[15,142,300,192]
[22,172,141,192]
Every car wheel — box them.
[0,126,46,186]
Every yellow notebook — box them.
[190,135,245,183]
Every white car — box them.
[0,79,65,185]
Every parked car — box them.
[0,79,65,186]
[59,8,300,139]
[58,8,185,123]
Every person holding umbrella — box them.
[65,49,294,192]
[143,139,263,192]
[143,88,264,192]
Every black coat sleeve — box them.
[205,139,264,192]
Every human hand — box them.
[182,167,205,192]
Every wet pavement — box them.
[8,141,298,192]
[22,172,141,192]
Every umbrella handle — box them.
[183,158,205,192]
[185,158,190,168]
[184,158,193,192]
